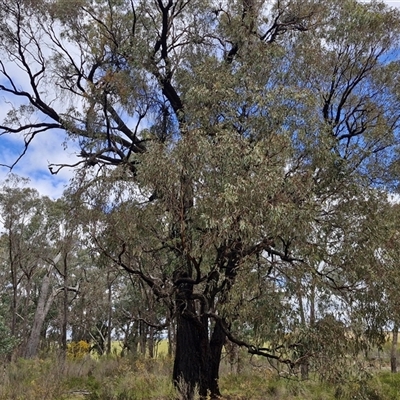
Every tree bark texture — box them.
[25,269,56,358]
[172,283,223,399]
[391,323,398,373]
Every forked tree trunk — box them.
[173,284,223,399]
[172,176,226,398]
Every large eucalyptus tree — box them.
[1,0,400,397]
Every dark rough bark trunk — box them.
[122,324,139,356]
[172,173,226,398]
[208,319,225,398]
[300,363,309,381]
[139,319,147,355]
[173,290,224,399]
[391,323,398,373]
[173,305,204,399]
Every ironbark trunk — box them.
[172,284,223,399]
[208,319,225,398]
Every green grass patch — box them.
[5,354,400,399]
[376,371,400,400]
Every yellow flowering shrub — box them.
[66,340,90,360]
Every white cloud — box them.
[0,129,80,199]
[367,0,400,7]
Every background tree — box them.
[0,176,55,357]
[0,178,84,358]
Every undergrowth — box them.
[1,354,400,399]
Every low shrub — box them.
[66,340,91,360]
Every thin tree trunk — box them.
[9,246,17,338]
[21,277,33,354]
[148,326,155,358]
[391,323,398,373]
[296,279,309,380]
[139,319,147,356]
[167,322,174,357]
[61,254,68,355]
[107,274,113,355]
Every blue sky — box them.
[0,0,399,198]
[0,130,79,198]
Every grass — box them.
[0,355,177,400]
[2,344,400,399]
